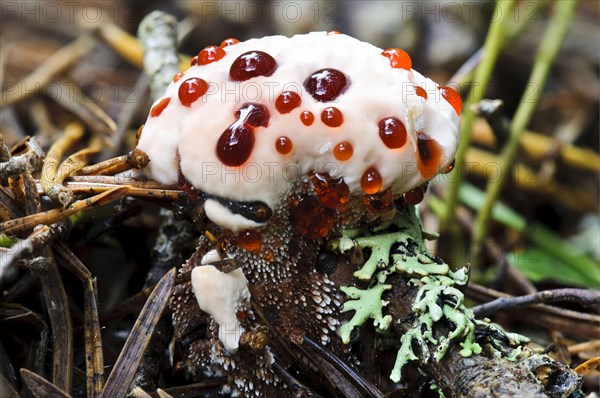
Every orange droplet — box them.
[416,132,443,179]
[234,230,262,252]
[321,107,343,127]
[361,167,382,194]
[150,97,171,117]
[198,45,226,65]
[381,48,412,70]
[300,111,314,126]
[442,160,455,174]
[275,91,301,114]
[264,248,275,262]
[173,72,184,82]
[220,38,240,47]
[415,85,428,100]
[289,196,334,239]
[333,141,353,161]
[275,136,293,154]
[327,30,341,35]
[439,86,462,114]
[311,173,350,209]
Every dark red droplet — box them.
[150,97,170,117]
[236,310,246,321]
[230,51,277,81]
[321,107,343,127]
[333,141,353,161]
[173,72,184,82]
[416,132,443,179]
[275,136,293,154]
[216,124,255,167]
[415,86,428,100]
[378,117,407,149]
[275,91,301,114]
[361,167,382,194]
[300,111,314,126]
[190,56,198,66]
[236,103,270,127]
[178,77,209,107]
[304,68,348,102]
[220,38,240,47]
[381,48,412,70]
[439,86,462,114]
[198,45,226,65]
[311,173,350,209]
[364,188,394,211]
[289,196,334,239]
[403,186,425,205]
[234,230,262,252]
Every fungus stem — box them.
[472,0,579,258]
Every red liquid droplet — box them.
[236,103,270,127]
[381,48,412,70]
[403,186,425,205]
[275,91,301,114]
[150,97,170,117]
[198,45,226,65]
[304,68,347,102]
[289,196,334,239]
[300,111,314,126]
[321,107,343,127]
[190,56,198,66]
[311,173,350,209]
[216,103,268,166]
[230,51,277,81]
[416,132,443,179]
[415,85,428,100]
[234,229,262,252]
[333,141,353,161]
[220,38,240,47]
[173,72,184,82]
[216,124,254,167]
[364,188,394,211]
[439,86,462,114]
[275,136,293,154]
[178,77,209,107]
[378,117,407,149]
[361,167,382,194]
[236,310,246,321]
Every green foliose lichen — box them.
[336,206,523,383]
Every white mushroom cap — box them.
[137,32,460,231]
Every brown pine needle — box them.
[100,268,175,398]
[20,369,72,398]
[41,122,85,206]
[574,357,600,376]
[1,36,95,106]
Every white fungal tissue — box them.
[137,32,461,231]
